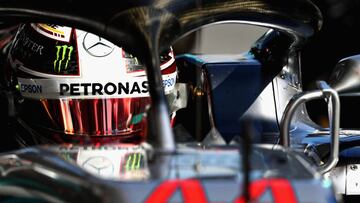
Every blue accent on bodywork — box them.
[177,54,205,66]
[206,62,262,140]
[177,54,266,141]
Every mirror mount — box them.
[280,81,340,174]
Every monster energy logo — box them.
[54,45,73,72]
[125,153,143,171]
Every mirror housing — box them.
[328,54,360,95]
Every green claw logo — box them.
[125,153,143,171]
[54,45,73,73]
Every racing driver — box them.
[0,23,182,179]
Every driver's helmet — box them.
[2,23,178,145]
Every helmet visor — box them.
[39,97,150,140]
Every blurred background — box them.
[174,24,267,55]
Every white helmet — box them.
[4,23,178,145]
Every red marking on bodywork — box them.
[146,179,207,203]
[235,179,297,203]
[146,178,297,203]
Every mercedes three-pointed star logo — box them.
[82,156,114,176]
[82,33,115,57]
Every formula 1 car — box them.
[0,0,340,202]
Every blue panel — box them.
[204,61,263,140]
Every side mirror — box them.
[328,54,360,95]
